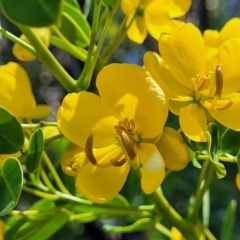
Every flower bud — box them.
[12,27,51,61]
[60,142,86,177]
[156,127,189,171]
[235,173,240,190]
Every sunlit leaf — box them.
[0,0,62,26]
[26,128,44,173]
[0,107,24,154]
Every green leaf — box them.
[60,1,91,47]
[189,149,202,169]
[0,0,62,26]
[13,209,70,240]
[0,107,24,154]
[25,128,44,173]
[102,0,118,9]
[220,200,237,240]
[0,158,23,216]
[50,36,87,61]
[220,128,240,153]
[103,218,156,233]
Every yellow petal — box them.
[180,104,207,142]
[156,127,189,171]
[208,101,240,130]
[145,7,182,41]
[121,0,139,14]
[218,38,240,94]
[148,0,191,18]
[12,27,51,62]
[0,62,36,119]
[138,143,165,194]
[24,104,50,119]
[219,18,240,44]
[97,64,168,138]
[57,92,117,148]
[159,23,206,91]
[144,51,194,98]
[169,98,194,115]
[203,30,220,48]
[127,16,147,44]
[76,144,130,203]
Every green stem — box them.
[155,222,172,238]
[44,133,63,146]
[18,26,77,93]
[98,12,136,68]
[23,185,59,200]
[0,26,36,56]
[50,25,87,61]
[196,154,236,163]
[76,0,101,90]
[81,8,117,89]
[21,121,57,129]
[42,151,69,194]
[151,189,200,240]
[40,169,57,193]
[189,160,214,223]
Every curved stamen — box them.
[85,134,112,168]
[211,65,223,108]
[111,158,126,167]
[120,131,136,160]
[216,99,233,111]
[215,65,223,98]
[85,134,97,165]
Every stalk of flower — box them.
[144,23,240,142]
[121,0,192,44]
[57,63,169,203]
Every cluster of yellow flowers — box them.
[57,16,240,203]
[1,0,240,204]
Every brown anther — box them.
[85,134,97,165]
[215,65,223,98]
[111,158,126,167]
[124,117,130,127]
[120,131,136,160]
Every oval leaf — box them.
[13,209,70,240]
[0,157,23,216]
[0,0,62,26]
[60,1,91,47]
[0,107,24,154]
[26,128,44,173]
[220,128,240,153]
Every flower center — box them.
[193,66,233,111]
[84,118,139,169]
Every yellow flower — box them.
[144,23,240,142]
[12,27,51,61]
[57,64,168,203]
[121,0,191,43]
[204,18,240,48]
[0,62,50,121]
